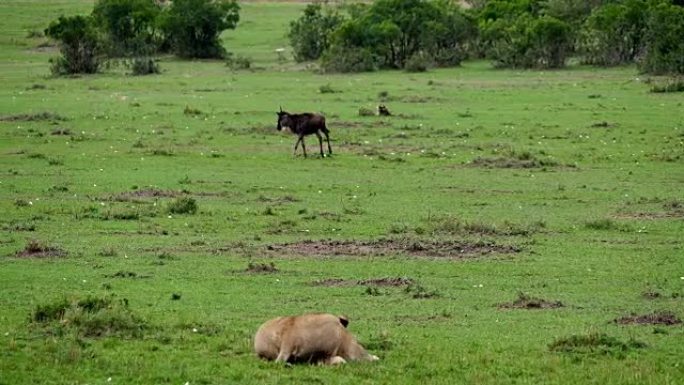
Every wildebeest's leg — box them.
[323,130,332,155]
[293,137,302,156]
[315,132,324,157]
[299,136,307,158]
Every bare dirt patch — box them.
[15,240,67,258]
[498,293,564,309]
[312,276,415,287]
[614,311,682,326]
[266,238,519,258]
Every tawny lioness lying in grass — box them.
[254,313,379,365]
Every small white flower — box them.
[192,328,198,333]
[107,377,112,382]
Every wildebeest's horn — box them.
[279,105,283,113]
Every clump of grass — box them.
[404,283,439,299]
[225,53,252,70]
[98,246,118,257]
[427,215,544,236]
[167,197,198,215]
[183,105,203,116]
[129,57,160,76]
[319,83,338,94]
[31,295,147,338]
[549,332,646,358]
[584,218,629,231]
[14,199,30,207]
[358,107,375,116]
[245,261,278,273]
[0,112,66,122]
[650,78,684,93]
[365,330,394,351]
[16,239,67,258]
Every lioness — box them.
[254,313,379,365]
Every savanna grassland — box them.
[1,1,683,384]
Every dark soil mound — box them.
[614,311,682,325]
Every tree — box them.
[288,3,344,62]
[639,2,684,74]
[92,0,161,56]
[320,0,474,72]
[578,0,648,66]
[44,15,102,75]
[486,14,572,69]
[158,0,239,59]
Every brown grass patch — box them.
[266,238,519,259]
[498,292,564,309]
[312,276,415,287]
[16,239,67,258]
[109,188,182,201]
[614,311,682,326]
[245,261,278,273]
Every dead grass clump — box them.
[428,216,545,237]
[0,112,66,122]
[245,261,278,273]
[266,238,519,259]
[312,277,414,287]
[614,311,682,326]
[469,151,560,169]
[549,332,646,358]
[16,239,67,258]
[110,188,181,201]
[498,292,564,309]
[31,295,147,338]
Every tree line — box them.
[289,0,684,74]
[44,0,683,76]
[44,0,239,75]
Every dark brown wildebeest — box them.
[276,108,332,158]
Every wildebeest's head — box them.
[276,107,293,132]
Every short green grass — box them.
[1,1,683,385]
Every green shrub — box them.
[639,2,684,75]
[92,0,161,57]
[158,0,240,59]
[44,15,102,75]
[225,52,251,70]
[320,45,379,73]
[167,197,198,215]
[486,14,572,69]
[288,3,344,62]
[579,0,648,66]
[129,57,160,75]
[404,52,432,72]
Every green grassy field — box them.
[1,1,683,384]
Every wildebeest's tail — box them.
[320,116,329,134]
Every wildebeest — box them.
[254,313,379,365]
[276,108,332,158]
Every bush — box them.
[159,0,240,59]
[486,14,572,69]
[579,0,648,66]
[404,52,432,72]
[320,45,379,73]
[225,52,251,70]
[288,3,344,62]
[639,2,684,75]
[129,57,160,75]
[167,197,198,215]
[92,0,161,57]
[44,15,102,75]
[318,0,475,72]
